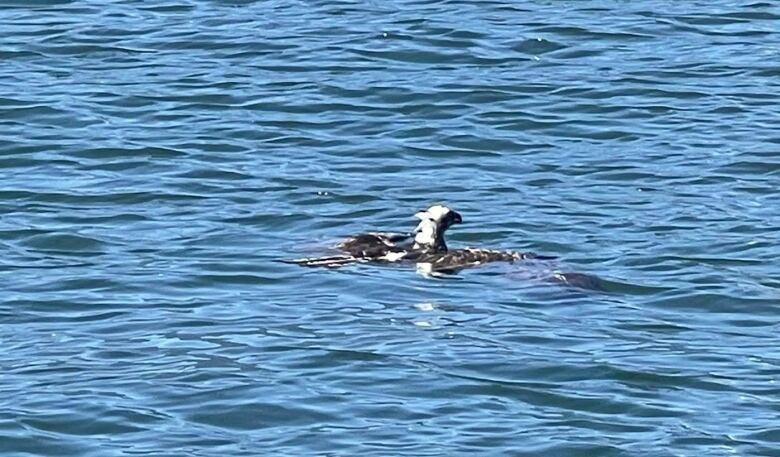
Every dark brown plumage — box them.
[286,205,552,271]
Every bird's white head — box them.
[413,204,462,252]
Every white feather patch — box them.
[381,251,407,262]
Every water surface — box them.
[1,1,779,456]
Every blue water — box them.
[2,1,779,456]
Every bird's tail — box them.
[282,255,367,268]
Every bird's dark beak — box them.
[451,211,463,224]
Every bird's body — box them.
[408,247,560,276]
[412,248,541,271]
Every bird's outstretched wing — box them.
[337,232,412,258]
[286,232,414,268]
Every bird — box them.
[286,204,552,271]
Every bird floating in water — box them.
[287,204,554,272]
